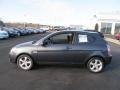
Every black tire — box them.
[17,54,33,71]
[87,57,104,73]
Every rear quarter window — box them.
[77,34,95,44]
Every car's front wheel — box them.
[87,57,104,73]
[17,55,33,70]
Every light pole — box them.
[24,15,27,30]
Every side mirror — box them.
[41,38,52,46]
[41,40,49,46]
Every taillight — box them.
[107,45,112,56]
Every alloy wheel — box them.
[17,55,33,70]
[87,58,104,73]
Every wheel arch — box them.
[15,53,34,63]
[85,55,105,66]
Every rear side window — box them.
[78,35,88,43]
[77,34,95,44]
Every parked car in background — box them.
[13,28,23,36]
[39,29,46,33]
[36,29,46,33]
[9,30,112,73]
[0,27,47,40]
[3,28,19,37]
[33,29,39,34]
[40,27,49,31]
[13,29,21,37]
[0,30,9,39]
[115,32,120,40]
[52,26,59,31]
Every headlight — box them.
[10,47,17,54]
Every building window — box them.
[101,23,112,34]
[115,23,120,34]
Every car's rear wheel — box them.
[17,55,33,70]
[87,57,104,73]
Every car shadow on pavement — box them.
[103,59,120,73]
[32,64,85,70]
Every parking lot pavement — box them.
[0,33,120,90]
[105,38,120,45]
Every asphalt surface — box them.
[0,33,120,90]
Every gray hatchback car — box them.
[9,30,112,73]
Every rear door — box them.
[67,33,95,64]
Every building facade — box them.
[97,19,120,35]
[94,12,120,35]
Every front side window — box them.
[49,33,73,44]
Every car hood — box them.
[15,41,34,48]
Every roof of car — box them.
[55,29,98,34]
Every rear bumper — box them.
[104,56,112,65]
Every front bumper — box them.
[9,49,17,63]
[0,36,8,39]
[9,53,17,63]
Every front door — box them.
[37,32,75,63]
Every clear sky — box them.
[0,0,120,26]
